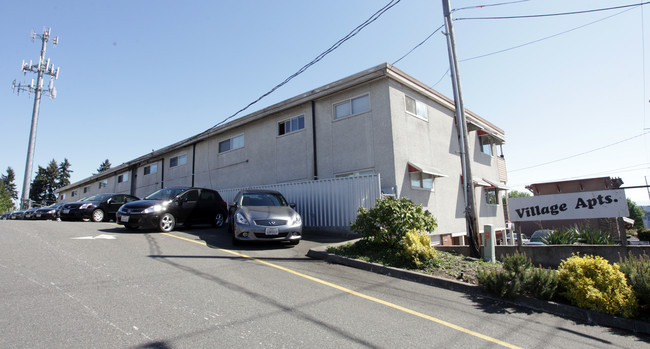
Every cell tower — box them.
[12,27,60,209]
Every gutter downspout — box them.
[160,158,165,189]
[311,100,318,180]
[192,143,197,187]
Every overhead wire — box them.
[209,0,401,130]
[455,1,650,21]
[510,132,650,173]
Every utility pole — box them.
[442,0,480,258]
[12,27,60,209]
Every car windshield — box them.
[241,192,288,207]
[144,188,187,201]
[84,194,113,202]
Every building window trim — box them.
[333,93,370,120]
[144,163,158,175]
[169,154,187,168]
[407,162,446,191]
[278,115,305,136]
[478,131,494,156]
[117,172,129,183]
[405,95,428,121]
[219,134,245,153]
[98,180,108,189]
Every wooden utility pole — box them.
[442,0,480,257]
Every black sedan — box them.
[60,193,140,222]
[116,187,227,232]
[34,203,65,220]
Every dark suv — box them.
[115,187,227,232]
[60,193,140,222]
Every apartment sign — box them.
[508,189,629,222]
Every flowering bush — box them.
[558,254,638,318]
[402,229,437,268]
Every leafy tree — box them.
[1,167,18,200]
[0,182,15,213]
[58,158,72,188]
[504,189,530,205]
[627,198,645,231]
[96,159,111,174]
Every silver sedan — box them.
[228,189,302,245]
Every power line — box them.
[210,0,401,130]
[456,1,650,21]
[392,24,444,65]
[452,0,530,13]
[460,6,637,62]
[510,132,650,173]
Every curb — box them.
[307,247,650,336]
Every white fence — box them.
[218,174,382,231]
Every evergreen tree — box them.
[29,160,61,205]
[96,159,111,174]
[58,158,72,188]
[0,182,15,213]
[1,167,18,200]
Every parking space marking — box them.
[162,232,521,349]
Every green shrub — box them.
[558,254,637,318]
[619,252,650,318]
[477,268,521,299]
[542,227,578,245]
[524,267,559,301]
[638,229,650,242]
[576,225,614,245]
[477,252,558,301]
[402,229,438,268]
[351,197,437,250]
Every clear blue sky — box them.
[2,1,650,205]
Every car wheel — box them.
[91,209,105,222]
[158,213,176,232]
[213,212,225,228]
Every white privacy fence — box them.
[218,174,382,230]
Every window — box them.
[478,131,493,156]
[144,163,158,175]
[405,95,428,120]
[170,154,187,168]
[219,134,244,153]
[278,115,305,135]
[60,193,66,200]
[410,171,434,190]
[407,163,446,191]
[334,94,370,119]
[83,186,89,194]
[118,173,129,183]
[99,180,108,189]
[71,190,77,197]
[485,188,498,205]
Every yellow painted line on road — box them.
[162,232,521,349]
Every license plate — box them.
[120,216,129,222]
[63,209,70,214]
[265,227,279,235]
[36,214,41,217]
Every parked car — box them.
[60,193,140,222]
[228,189,302,245]
[10,210,26,220]
[1,213,11,220]
[34,203,65,220]
[23,207,40,220]
[116,187,227,232]
[524,229,553,246]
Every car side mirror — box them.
[290,203,296,208]
[229,202,237,208]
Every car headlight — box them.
[143,205,164,214]
[235,212,249,225]
[294,214,302,226]
[79,203,94,210]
